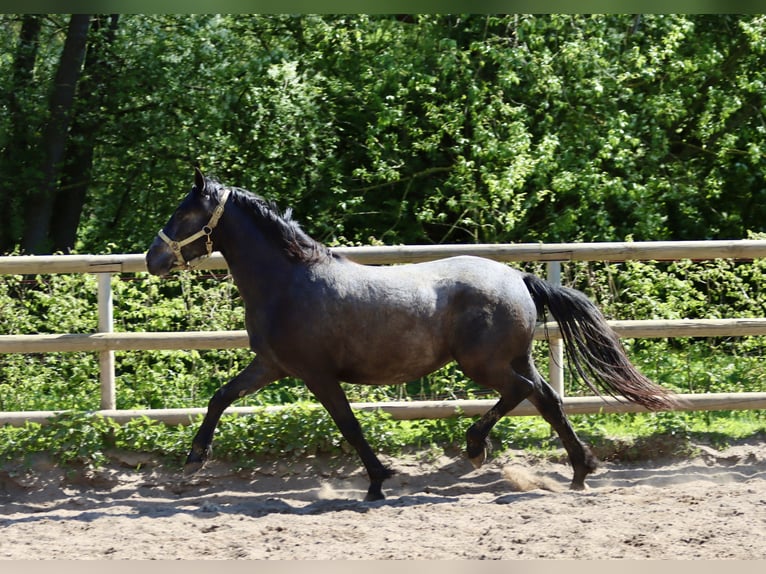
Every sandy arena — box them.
[1,438,765,560]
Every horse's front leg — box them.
[307,379,393,501]
[185,357,283,474]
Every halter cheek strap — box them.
[158,187,231,269]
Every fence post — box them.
[97,273,116,410]
[546,261,565,397]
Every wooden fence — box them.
[1,239,766,426]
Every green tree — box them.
[51,14,120,254]
[1,15,765,254]
[21,14,91,254]
[0,15,43,252]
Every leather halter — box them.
[158,187,231,269]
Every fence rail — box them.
[1,239,766,426]
[4,392,766,428]
[2,318,766,354]
[2,239,766,274]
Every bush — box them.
[1,250,765,464]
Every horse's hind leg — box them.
[306,378,393,502]
[461,359,536,469]
[185,358,283,473]
[522,362,599,490]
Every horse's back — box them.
[418,255,538,353]
[379,255,534,314]
[295,255,538,384]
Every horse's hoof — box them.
[364,489,385,502]
[569,481,590,491]
[183,459,206,476]
[466,434,491,469]
[183,445,211,475]
[468,450,486,469]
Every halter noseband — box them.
[158,187,231,269]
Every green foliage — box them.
[2,253,765,412]
[1,405,763,472]
[0,412,114,468]
[2,256,762,469]
[2,15,766,253]
[606,257,766,323]
[2,13,766,471]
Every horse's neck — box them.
[216,216,295,302]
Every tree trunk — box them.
[0,15,42,253]
[21,14,90,254]
[51,14,120,253]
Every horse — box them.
[145,168,677,501]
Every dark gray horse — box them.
[146,168,676,501]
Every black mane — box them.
[210,179,332,264]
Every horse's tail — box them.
[522,273,678,410]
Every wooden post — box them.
[546,261,565,397]
[97,273,116,410]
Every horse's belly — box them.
[335,326,452,386]
[338,352,452,386]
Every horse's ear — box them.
[194,167,206,194]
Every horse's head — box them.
[145,168,231,276]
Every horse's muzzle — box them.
[145,236,178,276]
